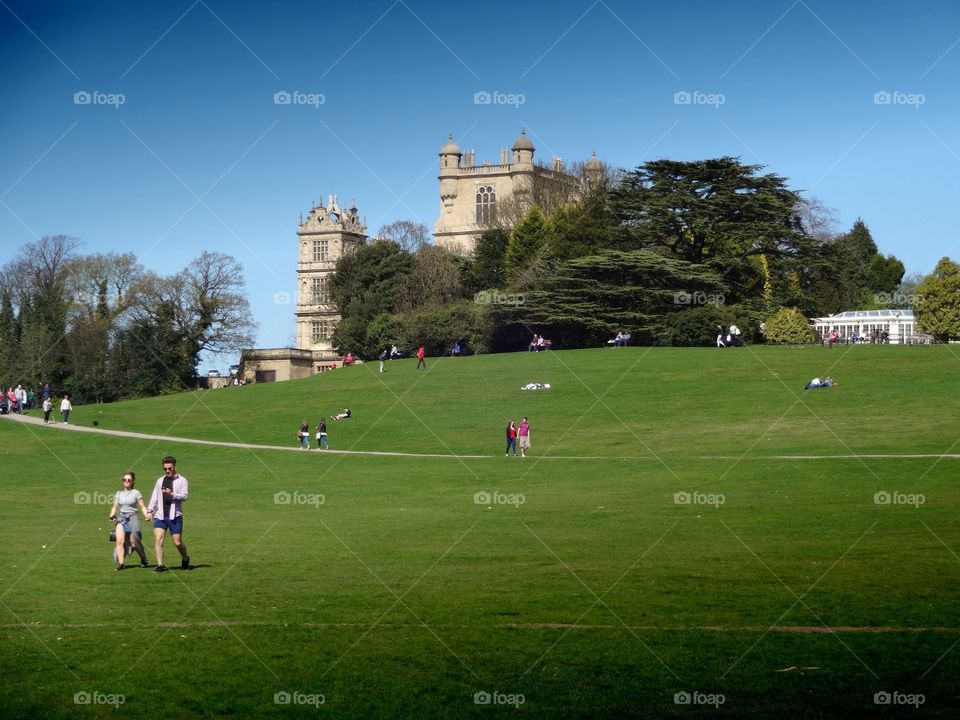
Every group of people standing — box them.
[505,417,532,457]
[108,455,190,572]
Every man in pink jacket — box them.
[146,455,190,573]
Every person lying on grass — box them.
[804,376,838,389]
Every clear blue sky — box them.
[2,0,959,366]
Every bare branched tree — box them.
[374,220,430,253]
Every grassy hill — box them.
[2,345,959,718]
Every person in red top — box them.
[517,417,531,458]
[505,420,518,456]
[416,346,426,370]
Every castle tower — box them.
[434,129,585,256]
[295,195,366,363]
[585,150,604,185]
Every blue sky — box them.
[2,0,959,365]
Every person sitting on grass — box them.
[333,408,351,420]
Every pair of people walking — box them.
[505,417,531,457]
[296,419,330,450]
[109,456,190,573]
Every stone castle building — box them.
[239,194,365,383]
[240,131,599,382]
[294,194,366,357]
[434,129,602,254]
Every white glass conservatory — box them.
[810,309,932,345]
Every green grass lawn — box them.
[2,345,959,718]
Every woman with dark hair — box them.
[505,420,518,457]
[108,472,150,570]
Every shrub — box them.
[395,301,493,356]
[763,307,818,344]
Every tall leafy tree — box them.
[469,229,510,291]
[609,157,807,264]
[504,207,548,281]
[330,241,413,356]
[497,249,726,348]
[915,257,960,341]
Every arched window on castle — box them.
[476,185,496,223]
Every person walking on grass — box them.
[505,420,518,457]
[109,472,150,570]
[146,455,190,573]
[518,417,531,458]
[60,394,72,423]
[379,348,387,373]
[416,345,426,369]
[316,418,329,450]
